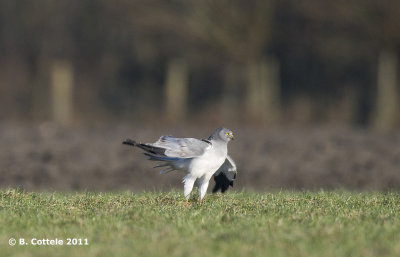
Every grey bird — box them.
[123,127,236,203]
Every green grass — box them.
[1,189,400,257]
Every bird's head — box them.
[210,127,234,142]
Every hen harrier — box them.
[123,127,237,203]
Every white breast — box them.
[188,143,227,178]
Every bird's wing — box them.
[150,136,211,158]
[212,155,237,193]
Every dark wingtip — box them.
[212,183,221,193]
[213,173,232,193]
[123,139,137,146]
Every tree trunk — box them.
[164,59,188,122]
[221,64,242,120]
[371,49,399,131]
[51,60,74,125]
[246,58,281,123]
[31,57,50,121]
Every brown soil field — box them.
[1,124,399,192]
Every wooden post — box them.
[164,59,188,122]
[372,49,399,131]
[51,60,74,125]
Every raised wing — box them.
[148,136,211,158]
[212,155,237,193]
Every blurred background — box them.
[0,0,399,192]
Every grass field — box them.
[1,189,400,257]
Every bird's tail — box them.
[143,153,178,162]
[143,153,179,174]
[123,139,166,155]
[122,139,137,146]
[123,139,177,174]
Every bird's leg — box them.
[183,174,195,205]
[198,178,209,203]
